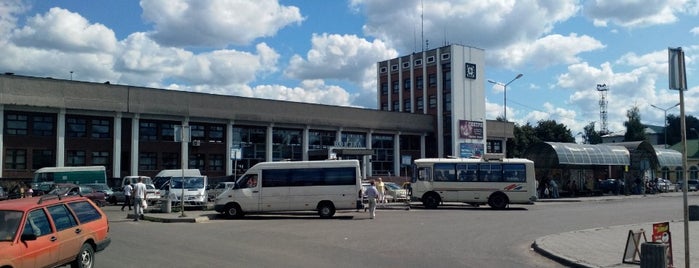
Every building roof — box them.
[524,142,630,167]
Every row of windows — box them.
[381,74,437,95]
[138,153,224,171]
[379,53,451,73]
[260,167,357,187]
[420,163,528,183]
[4,149,106,170]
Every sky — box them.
[1,0,699,140]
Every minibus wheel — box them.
[422,192,440,209]
[223,203,244,219]
[317,202,335,218]
[488,193,508,210]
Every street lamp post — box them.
[650,103,680,148]
[488,73,523,121]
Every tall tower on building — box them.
[376,44,487,158]
[597,84,609,135]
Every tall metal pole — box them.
[488,73,523,122]
[650,103,679,148]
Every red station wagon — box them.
[0,195,111,268]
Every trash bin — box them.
[690,205,699,221]
[161,197,171,213]
[641,242,668,268]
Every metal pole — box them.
[679,89,690,268]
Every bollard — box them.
[689,205,699,221]
[161,198,171,213]
[640,242,667,268]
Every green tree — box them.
[582,121,603,144]
[666,114,699,146]
[507,122,538,158]
[623,106,646,141]
[534,119,575,143]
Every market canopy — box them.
[654,147,683,167]
[524,142,630,167]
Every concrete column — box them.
[112,112,122,178]
[226,121,234,176]
[0,105,4,178]
[56,109,66,167]
[394,133,401,177]
[130,115,139,175]
[302,126,309,161]
[266,124,273,162]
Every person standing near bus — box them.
[376,177,385,204]
[133,177,147,221]
[365,181,380,219]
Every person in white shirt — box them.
[122,182,132,211]
[364,181,380,219]
[132,177,147,221]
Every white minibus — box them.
[214,160,361,219]
[154,169,207,209]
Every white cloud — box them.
[141,0,304,47]
[691,26,699,35]
[491,33,605,69]
[583,0,685,28]
[0,0,27,37]
[12,7,117,53]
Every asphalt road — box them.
[94,194,697,268]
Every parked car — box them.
[208,182,236,201]
[598,179,624,194]
[383,182,408,202]
[655,179,675,192]
[0,194,111,268]
[0,186,6,201]
[84,183,114,200]
[677,179,699,191]
[48,183,107,207]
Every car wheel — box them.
[318,202,335,218]
[71,243,95,268]
[223,203,243,219]
[422,193,440,209]
[488,193,508,210]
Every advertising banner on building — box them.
[460,143,483,158]
[459,120,483,139]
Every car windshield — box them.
[171,177,205,189]
[0,210,23,242]
[385,183,401,190]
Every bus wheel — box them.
[318,202,335,218]
[422,193,440,209]
[488,193,508,210]
[223,203,243,219]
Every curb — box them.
[531,239,596,268]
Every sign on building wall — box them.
[460,143,483,158]
[465,63,477,79]
[459,120,483,139]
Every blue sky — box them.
[1,0,699,139]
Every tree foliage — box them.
[623,106,646,142]
[666,114,699,145]
[508,119,574,158]
[582,121,603,144]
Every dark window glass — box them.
[32,116,54,136]
[191,125,205,139]
[91,119,110,139]
[139,122,157,141]
[429,95,437,108]
[6,114,28,135]
[23,209,52,237]
[479,164,503,182]
[139,152,157,170]
[503,164,526,182]
[67,201,102,223]
[209,125,224,141]
[381,82,388,95]
[404,79,411,90]
[161,123,175,141]
[4,149,26,170]
[209,154,224,171]
[92,151,110,167]
[32,149,54,169]
[416,76,424,89]
[162,153,179,169]
[428,73,437,87]
[392,81,399,93]
[67,151,86,166]
[456,164,478,181]
[67,118,87,137]
[47,204,78,231]
[416,97,424,112]
[189,153,205,170]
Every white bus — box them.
[214,160,362,219]
[411,156,537,209]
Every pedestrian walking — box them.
[26,184,34,197]
[132,177,147,221]
[122,181,132,211]
[550,179,559,199]
[365,181,380,219]
[376,177,385,204]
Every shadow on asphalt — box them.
[408,205,529,211]
[210,212,356,221]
